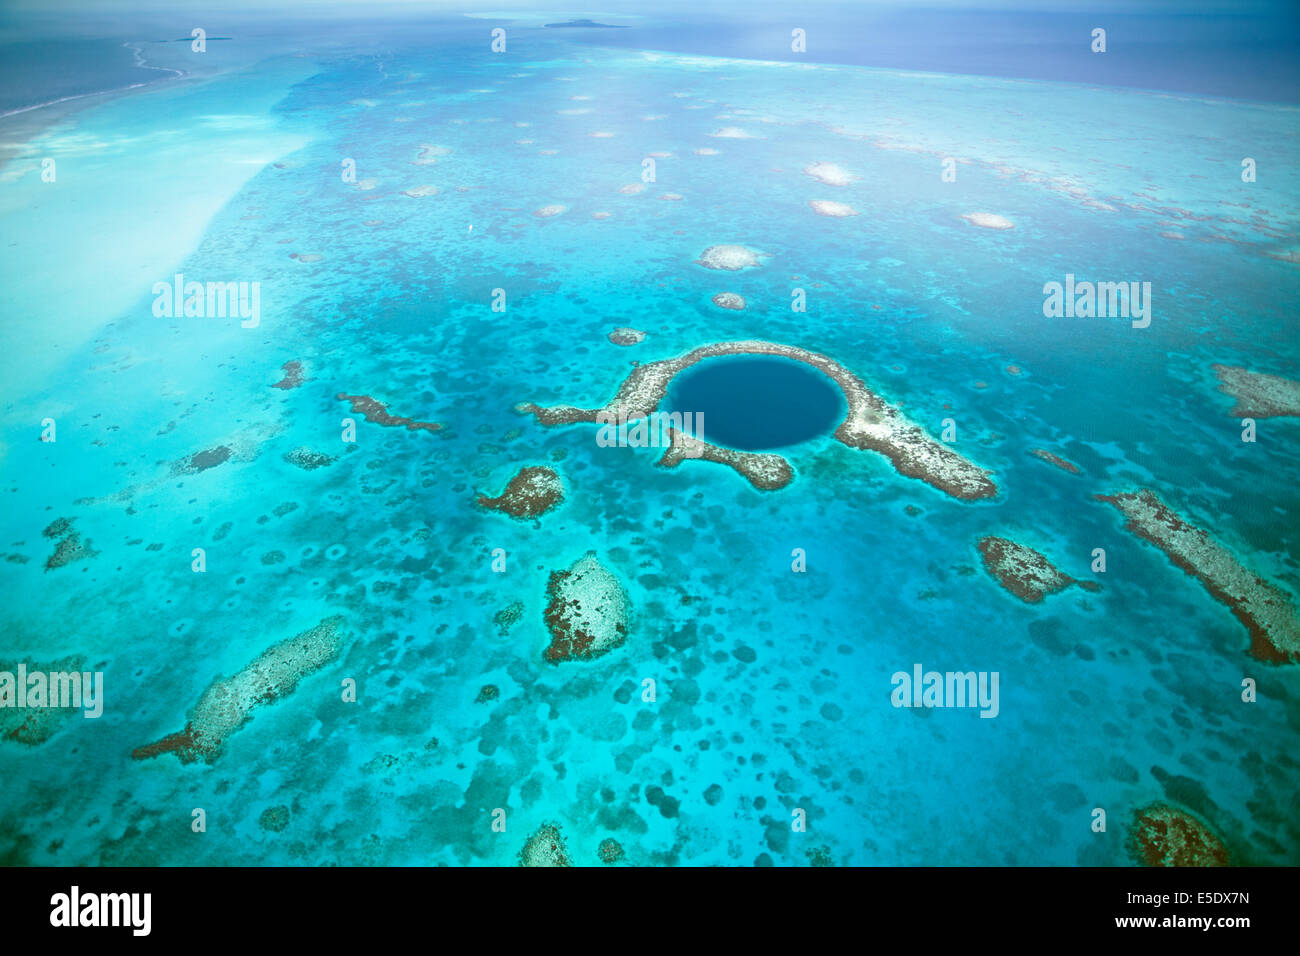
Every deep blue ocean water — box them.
[667,356,846,449]
[0,40,149,113]
[578,8,1300,103]
[0,8,1297,867]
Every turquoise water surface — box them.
[1,15,1297,867]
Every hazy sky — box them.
[2,0,1294,102]
[5,0,1298,14]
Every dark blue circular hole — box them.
[665,356,845,451]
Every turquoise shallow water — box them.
[0,21,1297,866]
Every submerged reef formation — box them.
[658,427,792,490]
[0,656,87,745]
[518,822,572,866]
[1030,448,1081,474]
[518,340,997,500]
[807,846,835,867]
[73,423,280,507]
[475,466,564,519]
[711,292,745,310]
[283,447,336,471]
[271,360,305,390]
[42,518,97,572]
[608,327,646,346]
[172,446,233,475]
[494,601,524,636]
[598,838,626,864]
[542,552,631,663]
[337,394,442,433]
[1212,364,1300,418]
[132,616,348,764]
[413,144,451,165]
[42,517,72,539]
[1097,490,1299,663]
[977,536,1099,603]
[1129,803,1229,866]
[259,806,291,833]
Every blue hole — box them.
[665,356,845,451]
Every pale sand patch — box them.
[291,253,323,262]
[696,244,762,270]
[961,212,1015,229]
[413,145,450,165]
[539,149,559,155]
[695,147,720,155]
[648,151,672,158]
[711,126,757,139]
[0,61,319,399]
[558,108,592,115]
[350,98,378,107]
[643,114,667,121]
[590,131,615,138]
[1160,231,1186,240]
[619,183,645,195]
[660,193,684,201]
[804,162,856,186]
[810,200,858,217]
[515,139,535,145]
[403,184,439,197]
[592,211,611,219]
[534,204,567,217]
[354,178,378,191]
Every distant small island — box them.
[544,19,628,29]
